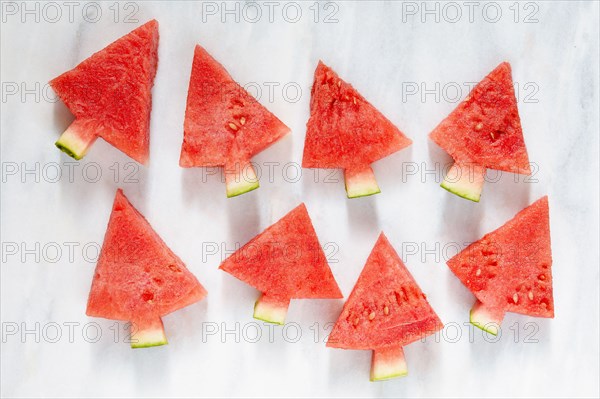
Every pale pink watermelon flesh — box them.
[429,62,530,176]
[219,203,342,321]
[328,233,442,380]
[344,167,381,198]
[180,45,290,196]
[370,346,408,381]
[441,162,486,202]
[130,316,168,348]
[224,159,259,198]
[87,189,207,348]
[253,294,290,325]
[447,196,553,331]
[50,20,159,164]
[302,61,411,196]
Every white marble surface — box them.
[1,1,599,397]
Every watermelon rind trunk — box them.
[130,317,168,348]
[469,300,506,336]
[370,346,408,381]
[440,162,486,202]
[253,294,290,325]
[344,167,381,198]
[55,120,98,160]
[225,161,260,198]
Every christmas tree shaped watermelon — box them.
[87,189,207,348]
[219,203,342,324]
[303,61,412,198]
[327,233,443,381]
[180,45,291,197]
[447,196,554,335]
[50,20,159,164]
[429,62,531,201]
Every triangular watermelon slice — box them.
[429,62,531,201]
[327,233,443,381]
[87,189,207,348]
[180,45,291,197]
[50,20,159,164]
[302,61,412,198]
[447,196,554,335]
[219,203,342,324]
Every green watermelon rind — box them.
[370,365,408,382]
[55,133,85,160]
[55,141,84,160]
[226,179,260,198]
[130,326,168,349]
[345,181,381,199]
[370,369,408,382]
[253,314,284,325]
[440,180,481,202]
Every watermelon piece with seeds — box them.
[50,20,159,164]
[302,61,412,198]
[447,196,554,335]
[180,45,291,197]
[327,233,443,381]
[429,62,531,201]
[86,189,207,348]
[219,203,342,324]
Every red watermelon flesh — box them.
[447,196,553,333]
[430,62,530,175]
[328,233,442,350]
[219,203,342,324]
[87,189,206,347]
[180,45,290,197]
[50,20,159,164]
[302,61,412,198]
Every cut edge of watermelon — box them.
[441,162,486,202]
[344,166,381,198]
[370,346,408,382]
[253,294,290,325]
[469,300,506,336]
[55,119,98,160]
[225,161,260,198]
[130,317,168,349]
